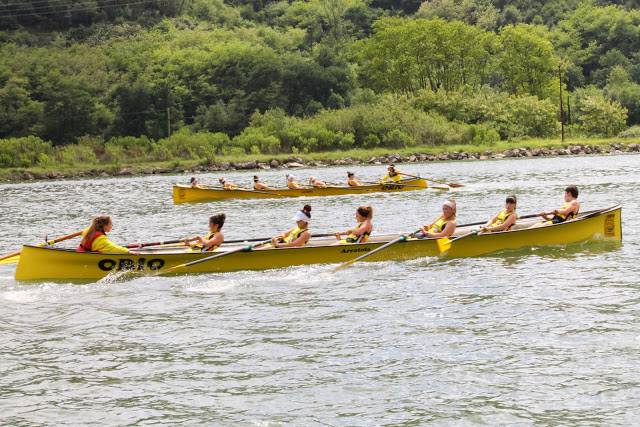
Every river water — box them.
[0,154,638,425]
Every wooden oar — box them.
[158,238,272,275]
[333,229,422,272]
[0,230,83,264]
[435,230,478,254]
[218,186,288,198]
[125,239,185,249]
[401,172,464,188]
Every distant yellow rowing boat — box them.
[172,177,430,203]
[14,206,621,282]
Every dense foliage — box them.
[0,0,637,160]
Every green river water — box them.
[0,153,638,425]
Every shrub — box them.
[618,125,640,138]
[572,88,628,137]
[155,130,231,160]
[0,136,53,168]
[56,144,98,165]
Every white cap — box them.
[443,200,456,210]
[293,210,310,223]
[286,174,295,180]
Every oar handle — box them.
[0,230,83,262]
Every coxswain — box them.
[481,195,518,233]
[380,164,404,183]
[219,177,238,190]
[184,213,226,251]
[418,200,457,238]
[270,205,312,248]
[253,175,271,190]
[286,174,302,189]
[309,176,327,188]
[76,215,131,254]
[335,206,373,244]
[532,185,580,227]
[347,172,362,187]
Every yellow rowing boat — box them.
[173,178,430,203]
[14,206,621,282]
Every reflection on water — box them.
[1,154,639,424]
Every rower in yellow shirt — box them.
[347,172,362,187]
[219,177,238,190]
[76,215,131,254]
[380,164,405,183]
[481,195,518,233]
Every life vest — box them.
[76,231,105,252]
[346,222,371,243]
[202,231,220,252]
[551,202,579,224]
[490,209,517,230]
[428,217,450,234]
[284,226,307,244]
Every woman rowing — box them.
[183,213,226,251]
[380,164,405,183]
[481,195,518,233]
[253,175,271,190]
[532,185,580,227]
[309,176,327,188]
[347,172,362,187]
[418,200,457,238]
[76,215,131,254]
[189,177,201,188]
[334,206,373,244]
[270,205,312,248]
[219,177,238,190]
[286,174,303,189]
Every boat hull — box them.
[172,178,429,203]
[14,206,622,282]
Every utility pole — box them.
[559,65,565,142]
[167,90,171,137]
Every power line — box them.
[0,0,161,18]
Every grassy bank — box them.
[1,137,639,183]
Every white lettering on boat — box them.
[98,258,165,272]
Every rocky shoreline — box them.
[7,142,640,182]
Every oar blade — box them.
[0,255,20,265]
[436,237,452,254]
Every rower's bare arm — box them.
[201,232,224,248]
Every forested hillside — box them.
[1,0,639,167]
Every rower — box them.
[184,213,226,251]
[532,185,580,227]
[189,177,201,188]
[347,172,362,187]
[76,215,131,254]
[380,164,404,183]
[309,176,327,188]
[286,174,302,189]
[253,175,271,190]
[335,206,373,244]
[481,195,518,233]
[271,205,312,248]
[417,200,457,238]
[219,178,238,190]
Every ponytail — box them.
[357,205,373,219]
[302,204,312,219]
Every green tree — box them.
[496,24,558,98]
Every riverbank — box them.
[2,137,639,183]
